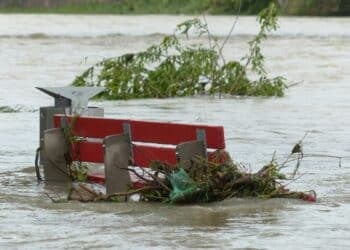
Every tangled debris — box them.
[125,152,316,203]
[68,147,317,204]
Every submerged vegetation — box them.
[73,2,287,99]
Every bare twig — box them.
[122,166,171,192]
[44,192,57,202]
[219,0,242,54]
[279,132,309,170]
[286,80,303,88]
[201,14,213,49]
[300,131,310,142]
[285,173,307,185]
[279,153,293,170]
[78,183,99,197]
[120,167,151,183]
[291,153,303,179]
[44,192,66,203]
[271,150,277,163]
[140,167,171,192]
[303,154,343,167]
[201,0,241,99]
[107,186,160,198]
[279,153,344,168]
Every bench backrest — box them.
[53,115,225,167]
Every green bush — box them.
[73,2,287,99]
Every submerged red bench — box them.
[53,114,226,186]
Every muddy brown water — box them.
[0,15,349,249]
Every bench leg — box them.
[43,128,71,182]
[39,107,65,165]
[176,140,207,163]
[103,134,132,195]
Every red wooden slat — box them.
[53,115,126,139]
[72,141,221,167]
[133,144,177,167]
[54,115,225,149]
[130,120,225,149]
[70,141,177,168]
[87,173,105,185]
[71,141,104,163]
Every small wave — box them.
[0,105,36,113]
[0,32,170,39]
[0,105,21,113]
[28,32,50,39]
[1,15,350,39]
[1,32,350,40]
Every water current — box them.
[0,14,349,249]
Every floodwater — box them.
[0,14,350,249]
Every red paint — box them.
[303,194,317,202]
[71,141,221,167]
[130,120,225,149]
[132,181,146,189]
[54,114,227,186]
[54,116,126,139]
[70,140,178,167]
[54,115,225,149]
[71,141,104,163]
[133,144,177,167]
[208,150,232,165]
[87,173,105,185]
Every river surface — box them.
[0,14,349,249]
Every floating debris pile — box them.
[68,150,316,204]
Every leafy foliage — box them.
[73,2,286,99]
[0,105,22,113]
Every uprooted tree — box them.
[72,1,287,99]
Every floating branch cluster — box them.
[73,2,287,99]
